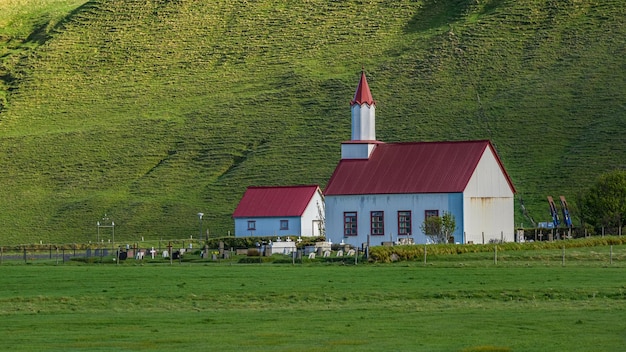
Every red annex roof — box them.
[350,70,375,106]
[233,185,320,218]
[324,140,515,195]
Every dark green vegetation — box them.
[2,255,626,351]
[0,0,625,244]
[370,235,626,262]
[579,170,626,229]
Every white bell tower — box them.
[341,70,381,159]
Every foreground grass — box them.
[1,263,625,351]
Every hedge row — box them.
[369,236,626,263]
[206,236,327,250]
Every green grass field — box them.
[1,244,626,351]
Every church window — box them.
[344,212,357,236]
[398,211,411,236]
[371,211,384,236]
[425,210,439,219]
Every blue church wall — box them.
[325,192,465,247]
[447,193,464,243]
[234,216,301,237]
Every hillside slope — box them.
[0,0,624,244]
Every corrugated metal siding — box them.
[463,196,514,244]
[464,147,516,197]
[234,216,302,237]
[325,141,497,195]
[233,185,320,218]
[324,193,464,246]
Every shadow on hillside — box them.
[49,1,97,35]
[405,0,505,33]
[21,1,95,47]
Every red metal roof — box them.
[324,140,515,195]
[233,185,320,218]
[350,70,375,106]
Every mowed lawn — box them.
[0,263,625,352]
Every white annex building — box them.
[324,71,516,247]
[233,185,324,237]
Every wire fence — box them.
[0,241,369,265]
[2,232,626,266]
[0,239,211,265]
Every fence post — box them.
[23,246,27,264]
[494,245,497,265]
[610,245,613,265]
[0,246,3,265]
[561,245,565,266]
[424,244,427,265]
[169,242,173,266]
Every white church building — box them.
[324,71,516,247]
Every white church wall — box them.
[299,190,324,237]
[341,143,377,159]
[462,147,515,243]
[351,104,376,141]
[464,146,515,197]
[463,196,514,244]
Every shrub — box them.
[238,256,275,264]
[206,236,326,250]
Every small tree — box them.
[420,211,456,244]
[580,170,626,233]
[316,200,326,237]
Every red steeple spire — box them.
[350,70,375,106]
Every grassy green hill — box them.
[0,0,624,244]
